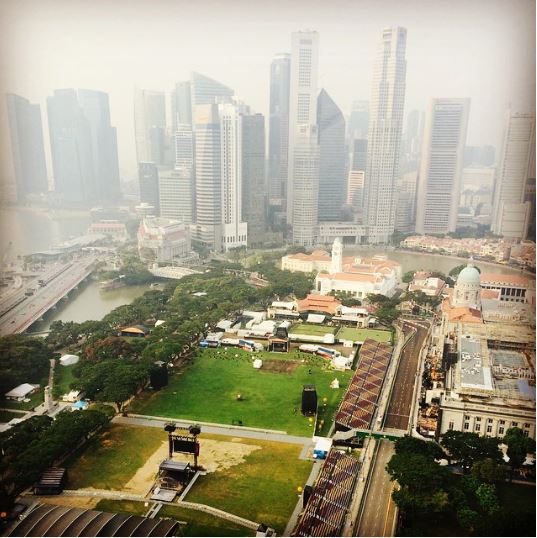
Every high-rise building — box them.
[491,110,535,239]
[291,124,320,247]
[404,109,424,158]
[347,101,369,140]
[287,30,319,226]
[138,162,160,216]
[193,103,222,250]
[134,89,166,164]
[159,168,194,224]
[268,53,291,207]
[6,94,48,201]
[190,72,234,109]
[47,89,96,203]
[175,125,194,170]
[317,89,346,221]
[347,170,365,210]
[415,98,470,234]
[77,89,121,201]
[171,81,192,131]
[395,171,418,233]
[242,113,266,247]
[350,139,367,173]
[364,27,407,244]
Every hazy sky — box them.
[0,0,534,182]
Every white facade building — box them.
[491,110,535,238]
[159,168,194,224]
[287,30,319,227]
[137,217,192,263]
[364,27,407,244]
[415,98,470,234]
[452,262,482,310]
[133,89,166,164]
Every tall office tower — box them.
[347,100,369,140]
[395,170,418,232]
[175,125,194,169]
[364,27,407,244]
[134,89,166,164]
[77,89,121,201]
[242,113,266,247]
[219,102,248,250]
[291,125,320,247]
[347,170,365,211]
[268,53,291,207]
[491,111,535,238]
[287,30,319,226]
[190,72,234,109]
[415,98,470,234]
[159,168,194,223]
[404,109,424,157]
[6,94,48,201]
[138,162,160,216]
[317,89,346,221]
[171,81,192,131]
[350,139,368,172]
[47,89,96,203]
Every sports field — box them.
[336,327,392,343]
[289,322,337,336]
[130,348,352,436]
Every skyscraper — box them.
[171,81,192,131]
[190,72,234,109]
[364,27,407,244]
[242,113,266,247]
[47,89,95,203]
[268,53,290,207]
[347,100,369,140]
[291,124,320,247]
[6,94,48,201]
[491,110,535,238]
[134,89,166,164]
[287,30,319,227]
[138,162,160,216]
[77,89,121,201]
[415,98,470,234]
[317,89,346,221]
[350,139,368,173]
[159,168,193,223]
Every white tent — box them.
[307,314,325,324]
[253,359,263,369]
[59,354,79,366]
[5,383,39,401]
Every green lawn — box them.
[130,349,352,436]
[337,327,392,343]
[95,499,148,516]
[186,434,312,534]
[289,323,336,336]
[53,364,76,399]
[64,424,165,489]
[0,409,24,423]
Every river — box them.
[0,206,527,329]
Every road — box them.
[384,320,429,431]
[0,256,96,336]
[356,440,397,537]
[113,415,312,446]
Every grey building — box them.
[242,113,266,247]
[351,138,367,172]
[6,94,48,201]
[134,89,166,164]
[171,80,192,130]
[317,89,346,221]
[159,167,194,224]
[190,72,234,109]
[268,53,290,208]
[347,100,369,140]
[138,162,160,216]
[47,89,96,203]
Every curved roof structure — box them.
[6,503,178,537]
[457,264,481,285]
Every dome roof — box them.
[457,265,481,286]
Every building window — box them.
[448,421,454,430]
[487,418,493,423]
[524,423,530,428]
[512,422,518,428]
[476,417,481,422]
[475,424,481,432]
[499,420,505,425]
[464,422,469,430]
[487,425,492,433]
[498,427,504,435]
[464,415,470,420]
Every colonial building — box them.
[137,217,193,263]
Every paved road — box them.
[384,321,429,431]
[356,440,397,537]
[0,257,96,336]
[113,415,312,446]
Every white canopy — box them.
[59,354,79,366]
[5,383,39,399]
[307,314,325,324]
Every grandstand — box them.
[334,338,392,431]
[293,450,360,536]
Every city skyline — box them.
[0,0,534,182]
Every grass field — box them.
[64,424,165,490]
[53,364,76,398]
[289,323,336,336]
[336,327,392,343]
[130,348,352,435]
[0,388,44,411]
[186,434,312,534]
[0,409,24,422]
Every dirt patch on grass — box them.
[199,438,260,473]
[261,360,299,373]
[123,440,168,495]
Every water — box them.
[31,280,150,332]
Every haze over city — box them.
[0,0,534,179]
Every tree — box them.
[503,427,535,469]
[457,506,480,533]
[471,458,506,483]
[386,452,449,493]
[441,430,501,468]
[402,271,415,283]
[475,483,500,515]
[395,435,445,460]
